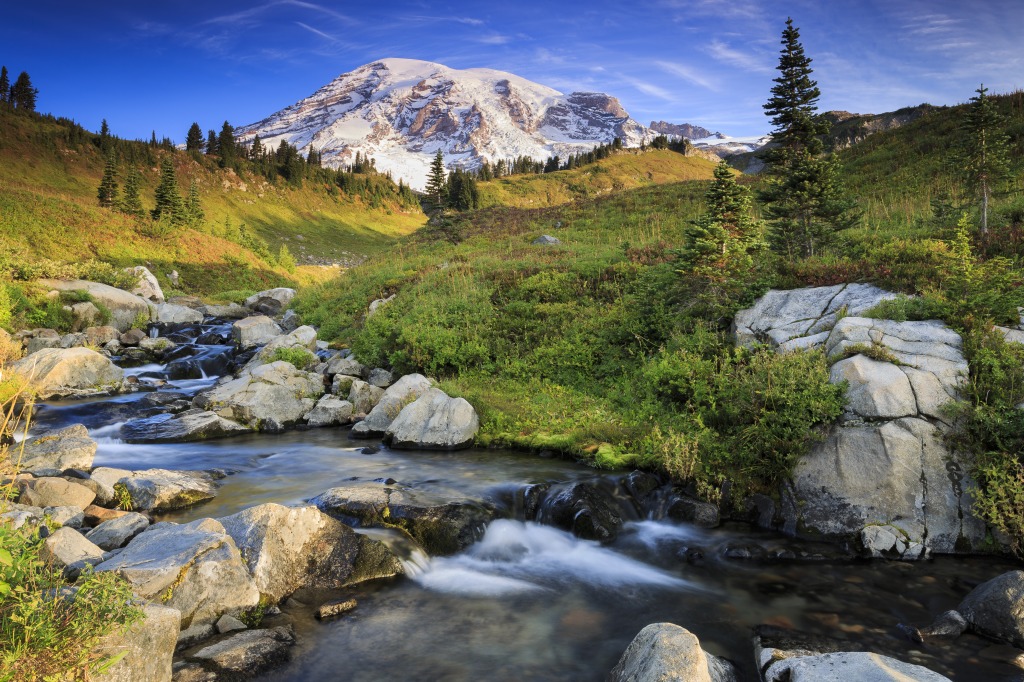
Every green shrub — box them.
[266,346,317,370]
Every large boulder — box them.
[218,503,402,602]
[231,316,282,349]
[18,424,96,474]
[244,288,296,316]
[94,603,179,682]
[18,477,96,509]
[9,347,124,400]
[39,527,105,575]
[733,283,897,348]
[243,326,318,371]
[96,518,260,628]
[350,373,432,437]
[153,303,204,325]
[958,570,1024,648]
[536,481,628,542]
[609,623,736,682]
[347,379,384,414]
[116,469,218,512]
[384,388,479,450]
[193,362,323,432]
[86,512,150,550]
[38,279,151,332]
[187,626,295,679]
[787,417,986,555]
[125,266,165,304]
[304,395,354,428]
[327,354,369,379]
[311,484,497,556]
[203,302,249,320]
[120,410,251,443]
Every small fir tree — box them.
[206,129,219,156]
[97,153,119,208]
[250,134,264,160]
[120,166,145,219]
[956,84,1012,237]
[152,157,184,224]
[759,18,855,258]
[9,71,37,111]
[277,244,296,272]
[218,121,236,167]
[185,122,204,153]
[0,66,9,105]
[185,180,204,226]
[425,149,447,205]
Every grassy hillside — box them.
[475,149,721,209]
[0,108,424,297]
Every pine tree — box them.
[250,134,264,160]
[218,121,236,168]
[185,123,204,153]
[0,66,9,105]
[97,153,119,208]
[425,150,447,205]
[99,119,112,153]
[758,18,855,258]
[957,85,1012,237]
[206,130,219,156]
[445,169,479,211]
[9,71,37,111]
[185,181,204,226]
[152,156,184,224]
[120,166,145,219]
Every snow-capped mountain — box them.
[690,133,772,158]
[237,58,654,190]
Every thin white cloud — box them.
[295,22,336,42]
[629,79,676,102]
[655,60,718,91]
[706,40,772,74]
[476,35,512,45]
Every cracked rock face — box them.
[736,287,986,557]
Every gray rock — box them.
[788,418,986,555]
[118,469,218,512]
[610,622,736,682]
[38,279,152,332]
[96,518,260,628]
[190,626,295,677]
[921,610,967,639]
[533,235,561,245]
[43,505,85,529]
[70,303,100,330]
[244,325,318,371]
[760,651,951,681]
[219,503,402,602]
[244,287,296,312]
[231,316,282,349]
[860,524,927,560]
[327,354,369,379]
[121,409,251,444]
[367,295,395,316]
[280,309,300,332]
[311,484,495,555]
[997,325,1024,346]
[19,477,96,509]
[85,326,120,346]
[304,395,354,427]
[216,614,248,634]
[829,355,917,419]
[24,328,61,355]
[733,284,897,348]
[18,424,97,473]
[959,571,1024,648]
[384,388,480,450]
[315,598,357,619]
[120,328,147,346]
[9,347,124,400]
[351,373,432,437]
[347,379,384,414]
[177,623,217,650]
[125,265,164,303]
[39,527,105,575]
[138,337,177,356]
[331,373,356,396]
[368,368,394,388]
[154,303,203,325]
[86,512,150,550]
[193,362,323,432]
[59,331,87,348]
[93,602,179,682]
[202,302,248,319]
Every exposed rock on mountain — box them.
[238,58,653,189]
[649,121,720,140]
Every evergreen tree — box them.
[446,169,479,211]
[97,153,119,208]
[758,18,855,258]
[206,130,219,156]
[425,150,447,205]
[149,131,158,147]
[218,121,236,167]
[99,119,112,153]
[250,134,264,160]
[185,122,204,153]
[10,71,37,111]
[120,166,145,219]
[957,84,1012,237]
[0,66,9,105]
[185,180,204,226]
[152,156,185,224]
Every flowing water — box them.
[28,322,1024,681]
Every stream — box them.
[28,321,1024,681]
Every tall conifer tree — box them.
[426,150,447,205]
[957,84,1012,236]
[218,121,236,167]
[759,18,855,258]
[120,166,145,219]
[185,180,204,226]
[0,66,9,105]
[152,157,184,224]
[10,71,37,111]
[97,153,119,208]
[185,123,204,153]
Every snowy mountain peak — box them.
[237,58,653,189]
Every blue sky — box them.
[3,1,1022,141]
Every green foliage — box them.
[112,483,134,511]
[118,166,145,219]
[0,283,11,330]
[426,150,447,206]
[956,84,1013,235]
[151,156,185,225]
[266,346,317,370]
[277,244,296,273]
[96,153,118,208]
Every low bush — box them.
[266,346,317,370]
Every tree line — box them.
[0,66,38,112]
